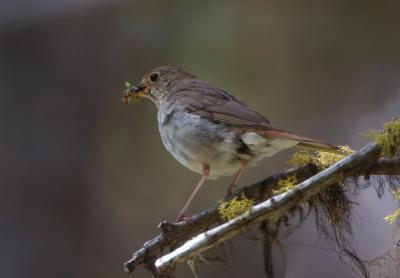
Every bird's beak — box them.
[122,83,150,104]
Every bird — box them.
[122,66,340,221]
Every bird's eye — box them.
[150,72,159,82]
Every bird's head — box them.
[122,66,195,106]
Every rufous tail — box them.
[258,128,341,154]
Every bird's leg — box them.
[226,160,249,197]
[176,164,210,222]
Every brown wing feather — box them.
[168,79,272,128]
[168,79,339,153]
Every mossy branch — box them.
[124,152,400,277]
[154,143,382,273]
[124,118,400,277]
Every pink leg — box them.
[227,160,249,196]
[176,164,210,221]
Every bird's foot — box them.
[175,212,193,224]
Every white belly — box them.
[157,107,298,179]
[158,109,242,178]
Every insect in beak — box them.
[122,83,150,104]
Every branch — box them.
[154,143,383,272]
[124,143,400,275]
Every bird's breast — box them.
[157,108,244,178]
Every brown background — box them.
[1,1,400,277]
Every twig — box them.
[124,143,400,275]
[154,143,382,273]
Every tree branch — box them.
[124,143,400,275]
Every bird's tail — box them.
[258,128,341,154]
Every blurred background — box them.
[1,1,400,277]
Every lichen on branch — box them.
[364,118,400,158]
[124,118,400,278]
[273,175,298,194]
[384,209,400,224]
[218,194,254,221]
[289,145,355,169]
[384,188,400,223]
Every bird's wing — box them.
[168,79,340,153]
[168,79,273,128]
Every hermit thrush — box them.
[122,66,339,221]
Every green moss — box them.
[314,145,354,169]
[365,118,400,158]
[218,194,254,221]
[393,189,400,200]
[384,189,400,224]
[288,150,313,167]
[289,146,354,169]
[273,175,298,195]
[384,208,400,224]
